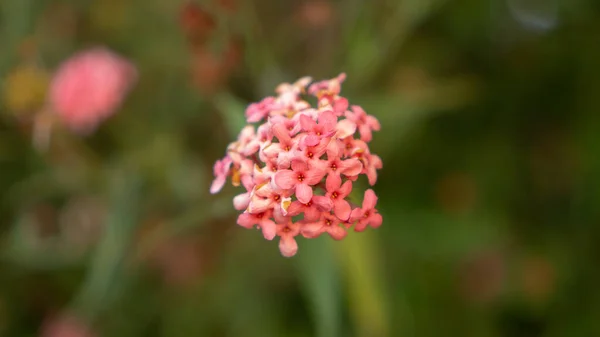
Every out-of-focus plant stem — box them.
[295,238,341,337]
[336,230,390,337]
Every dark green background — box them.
[1,0,599,336]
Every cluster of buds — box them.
[210,74,383,257]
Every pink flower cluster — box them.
[210,74,382,257]
[49,47,137,133]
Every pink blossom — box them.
[237,210,277,240]
[287,195,332,222]
[41,313,95,337]
[345,105,381,142]
[308,72,346,97]
[348,139,383,185]
[245,96,277,123]
[233,175,255,210]
[302,212,347,240]
[351,189,383,232]
[248,183,292,222]
[321,140,362,179]
[295,138,329,167]
[263,122,300,168]
[210,156,232,194]
[273,159,326,203]
[49,47,137,133]
[325,174,353,221]
[276,220,301,257]
[209,74,383,257]
[299,110,336,147]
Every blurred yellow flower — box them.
[3,64,49,115]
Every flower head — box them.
[210,74,382,257]
[49,47,137,133]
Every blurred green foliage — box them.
[1,0,600,336]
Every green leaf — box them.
[70,169,142,320]
[214,92,248,138]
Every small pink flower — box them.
[345,105,381,142]
[233,176,255,210]
[349,139,383,185]
[237,210,277,240]
[299,110,337,147]
[295,138,329,166]
[274,159,326,203]
[228,125,260,161]
[263,122,300,168]
[302,212,347,240]
[321,141,362,179]
[276,76,312,96]
[248,183,292,221]
[351,189,383,232]
[41,313,95,337]
[332,97,349,116]
[270,115,302,137]
[245,96,277,123]
[325,174,353,221]
[276,220,301,257]
[49,47,137,133]
[210,156,232,194]
[256,123,274,148]
[308,72,346,97]
[287,195,332,222]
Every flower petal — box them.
[366,115,381,131]
[287,201,305,216]
[354,218,368,232]
[325,173,342,192]
[319,110,337,128]
[296,183,313,204]
[336,119,356,138]
[233,192,250,210]
[338,180,353,198]
[304,135,320,147]
[303,206,320,222]
[340,158,363,177]
[291,158,308,172]
[299,114,316,131]
[236,213,256,229]
[260,218,277,240]
[312,195,332,211]
[273,169,297,190]
[359,124,373,142]
[272,123,291,143]
[209,176,226,194]
[279,235,298,257]
[247,197,272,214]
[333,97,348,115]
[362,189,378,210]
[304,168,326,185]
[327,225,347,240]
[349,207,364,222]
[301,222,323,238]
[369,213,383,229]
[333,199,352,221]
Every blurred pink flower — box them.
[49,47,137,133]
[40,313,95,337]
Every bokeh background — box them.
[1,0,599,336]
